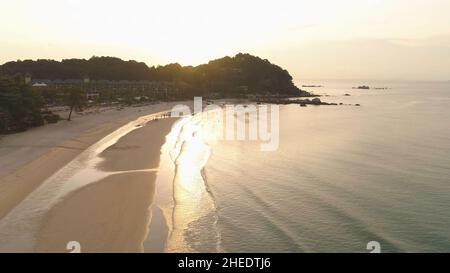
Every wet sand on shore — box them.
[35,118,177,252]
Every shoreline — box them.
[1,98,258,252]
[0,102,188,220]
[36,117,177,252]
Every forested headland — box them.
[1,53,307,97]
[0,53,310,133]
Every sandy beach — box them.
[0,103,183,220]
[36,172,157,253]
[35,118,176,252]
[0,102,185,252]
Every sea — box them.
[161,81,450,253]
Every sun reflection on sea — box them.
[164,112,223,252]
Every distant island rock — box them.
[352,86,390,90]
[256,97,339,106]
[352,85,370,90]
[302,85,323,88]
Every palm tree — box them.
[64,88,86,121]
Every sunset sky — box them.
[1,0,449,81]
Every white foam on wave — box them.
[160,113,224,253]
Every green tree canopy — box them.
[64,88,86,121]
[1,53,308,97]
[0,75,44,132]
